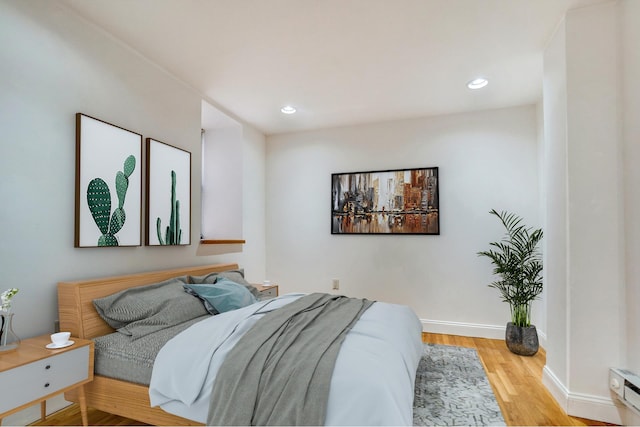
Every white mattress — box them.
[149,293,423,425]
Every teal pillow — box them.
[184,278,258,315]
[188,269,260,299]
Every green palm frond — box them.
[478,210,543,327]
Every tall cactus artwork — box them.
[86,155,136,246]
[156,170,182,245]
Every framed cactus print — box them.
[145,138,191,246]
[75,113,142,247]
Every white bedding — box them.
[149,293,423,425]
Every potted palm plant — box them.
[478,209,543,356]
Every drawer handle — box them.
[45,364,51,370]
[44,382,50,388]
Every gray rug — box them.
[413,344,506,426]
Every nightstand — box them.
[256,284,279,299]
[0,335,94,426]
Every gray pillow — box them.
[189,269,260,298]
[93,276,209,339]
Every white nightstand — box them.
[0,335,94,426]
[256,284,279,300]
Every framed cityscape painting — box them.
[75,113,142,247]
[331,167,439,235]
[145,138,191,246]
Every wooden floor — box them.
[423,333,612,426]
[31,333,612,426]
[30,404,147,426]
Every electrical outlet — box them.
[332,278,340,290]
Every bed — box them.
[58,263,423,426]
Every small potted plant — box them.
[478,210,543,356]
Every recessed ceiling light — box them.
[467,78,488,90]
[280,105,297,114]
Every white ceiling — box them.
[61,0,604,135]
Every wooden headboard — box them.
[57,263,239,339]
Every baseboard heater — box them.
[610,368,640,414]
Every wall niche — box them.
[200,100,244,249]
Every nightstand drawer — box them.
[0,345,89,414]
[259,286,278,299]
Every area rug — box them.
[413,344,506,426]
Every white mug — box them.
[51,331,71,345]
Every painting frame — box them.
[145,138,191,246]
[331,166,439,235]
[75,113,143,248]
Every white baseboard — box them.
[421,318,506,340]
[542,365,623,425]
[541,365,569,408]
[421,318,548,348]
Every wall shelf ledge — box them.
[200,239,246,245]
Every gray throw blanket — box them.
[207,293,374,426]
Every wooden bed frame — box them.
[57,263,241,426]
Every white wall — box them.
[564,0,624,399]
[0,0,266,340]
[621,1,640,422]
[201,125,243,240]
[542,11,570,394]
[239,124,267,280]
[622,0,640,380]
[266,105,541,338]
[542,1,635,423]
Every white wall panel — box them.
[266,106,540,335]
